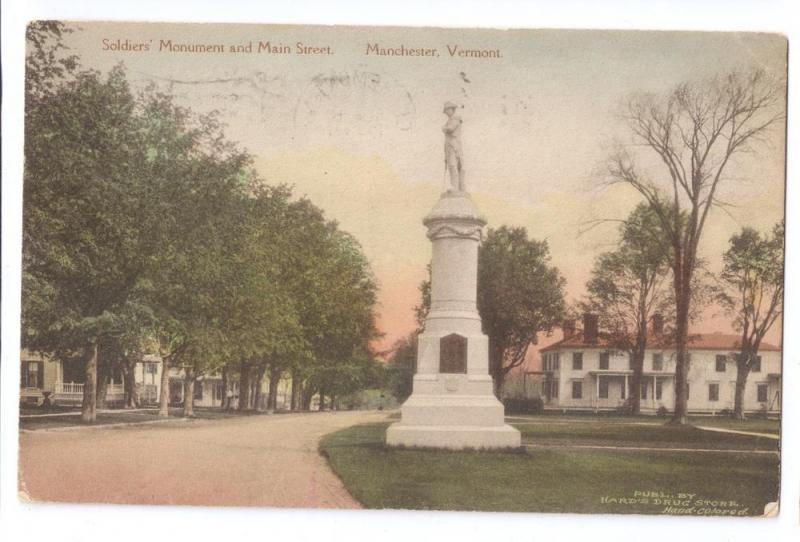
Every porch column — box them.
[653,376,657,406]
[624,375,629,400]
[595,375,600,410]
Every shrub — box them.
[657,406,669,418]
[502,397,544,414]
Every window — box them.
[708,383,719,402]
[641,382,648,399]
[544,353,560,371]
[715,355,727,372]
[621,380,626,399]
[757,383,768,403]
[752,356,762,373]
[599,378,609,399]
[655,379,663,400]
[194,382,203,400]
[552,379,559,399]
[652,353,663,371]
[572,352,583,370]
[628,353,634,370]
[22,361,43,389]
[599,352,609,370]
[146,362,158,374]
[572,381,583,399]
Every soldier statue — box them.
[442,101,466,192]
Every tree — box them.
[416,226,566,396]
[584,204,671,414]
[605,68,784,424]
[23,43,154,421]
[133,88,262,417]
[480,227,566,395]
[22,23,383,421]
[386,334,417,402]
[719,222,784,419]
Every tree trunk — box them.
[629,322,647,415]
[489,341,505,398]
[671,265,691,425]
[183,370,196,417]
[301,385,315,411]
[290,370,301,410]
[221,366,229,410]
[733,353,751,420]
[629,350,644,415]
[122,360,136,409]
[158,355,171,418]
[267,366,281,410]
[96,367,109,410]
[81,344,98,423]
[330,393,336,411]
[238,360,251,411]
[253,364,267,411]
[319,389,325,411]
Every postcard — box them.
[17,21,786,517]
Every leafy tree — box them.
[718,222,784,418]
[605,68,784,424]
[385,334,417,402]
[413,265,431,331]
[479,227,566,395]
[25,21,78,107]
[415,226,566,396]
[22,23,383,421]
[584,204,671,414]
[23,43,154,421]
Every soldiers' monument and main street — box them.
[386,103,522,449]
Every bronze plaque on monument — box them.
[439,334,467,374]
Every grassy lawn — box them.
[509,420,778,451]
[689,416,780,435]
[320,422,778,516]
[508,413,780,433]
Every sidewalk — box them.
[695,425,780,441]
[18,407,280,431]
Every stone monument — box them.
[386,103,521,449]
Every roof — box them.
[540,331,781,354]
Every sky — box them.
[58,22,787,351]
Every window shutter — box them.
[37,361,45,388]
[21,362,27,388]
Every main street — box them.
[19,410,389,508]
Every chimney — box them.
[562,319,576,338]
[652,313,664,335]
[583,313,598,344]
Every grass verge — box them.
[320,422,778,515]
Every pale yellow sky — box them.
[58,22,787,349]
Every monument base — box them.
[386,422,521,450]
[386,381,522,450]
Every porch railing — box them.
[55,382,83,395]
[54,382,125,402]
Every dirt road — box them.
[18,410,389,508]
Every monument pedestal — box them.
[386,191,521,450]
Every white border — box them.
[2,1,798,541]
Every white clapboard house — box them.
[533,314,781,416]
[19,349,162,407]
